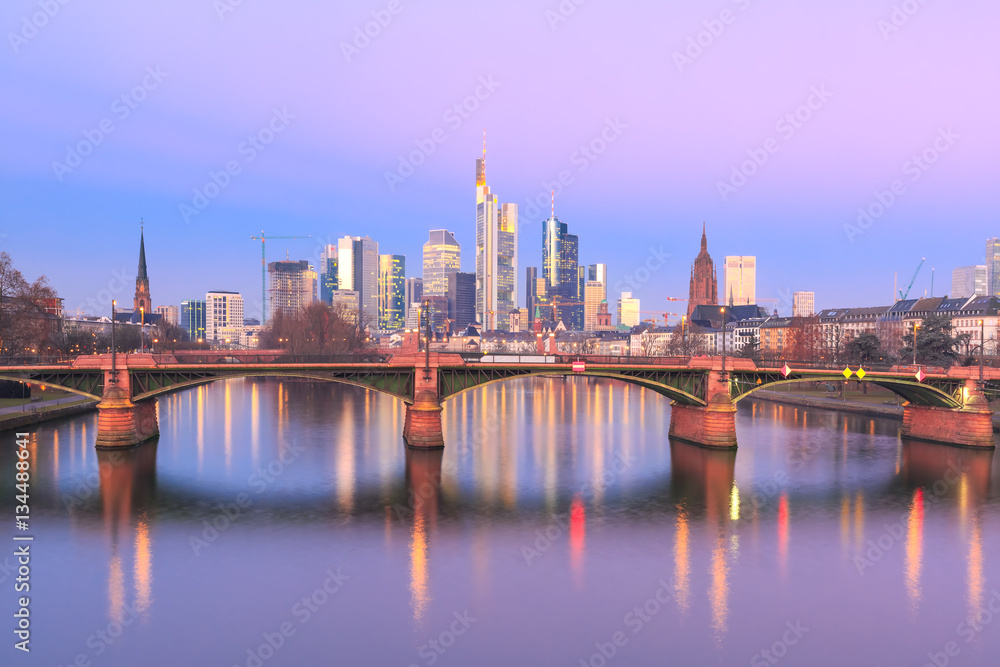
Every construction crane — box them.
[898,258,926,301]
[249,232,312,323]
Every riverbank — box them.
[0,400,98,431]
[750,389,1000,432]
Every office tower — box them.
[134,228,151,315]
[953,265,988,298]
[723,256,756,306]
[617,292,640,327]
[205,291,245,345]
[423,230,461,296]
[688,224,718,318]
[792,291,815,317]
[525,267,538,323]
[378,254,406,330]
[351,237,379,326]
[320,244,338,304]
[154,305,178,326]
[475,141,518,330]
[267,260,315,319]
[337,237,356,290]
[180,299,206,341]
[542,196,582,328]
[988,239,1000,297]
[330,290,360,324]
[448,271,476,331]
[404,277,424,326]
[584,280,607,331]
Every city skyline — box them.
[3,2,997,320]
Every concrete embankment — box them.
[0,402,98,432]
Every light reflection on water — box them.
[0,377,999,666]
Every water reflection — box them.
[405,448,442,624]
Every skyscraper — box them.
[448,271,476,332]
[952,265,987,298]
[584,280,606,331]
[378,254,406,330]
[525,267,538,323]
[404,277,423,326]
[687,224,718,318]
[792,291,815,317]
[542,198,582,329]
[206,291,244,345]
[181,299,206,341]
[319,244,338,304]
[724,256,756,306]
[986,238,1000,296]
[337,235,379,326]
[617,292,640,327]
[475,140,518,330]
[337,237,356,291]
[268,260,315,320]
[423,230,460,296]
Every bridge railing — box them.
[165,352,392,365]
[461,353,691,366]
[0,356,76,367]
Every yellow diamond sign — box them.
[842,367,854,379]
[856,367,867,380]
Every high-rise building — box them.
[988,239,1000,297]
[792,291,815,317]
[330,290,360,324]
[475,142,517,330]
[206,291,245,346]
[423,230,460,297]
[525,267,538,323]
[448,271,476,332]
[584,280,607,331]
[154,305,178,326]
[134,228,151,316]
[267,260,315,319]
[954,265,988,298]
[337,237,356,291]
[723,256,756,306]
[687,224,718,318]
[378,254,406,330]
[319,244,339,304]
[617,292,640,327]
[542,198,582,329]
[404,277,423,327]
[352,237,379,326]
[180,299,206,341]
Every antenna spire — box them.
[550,190,555,218]
[482,130,486,180]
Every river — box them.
[1,377,998,666]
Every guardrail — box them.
[0,356,76,366]
[165,352,391,364]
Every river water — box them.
[2,377,999,666]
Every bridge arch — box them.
[730,374,963,408]
[437,368,707,406]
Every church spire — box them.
[701,222,707,253]
[137,223,148,281]
[134,223,151,316]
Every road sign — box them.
[573,361,586,373]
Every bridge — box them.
[0,346,996,450]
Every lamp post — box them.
[721,306,727,381]
[110,300,117,385]
[422,299,431,380]
[980,319,985,387]
[140,306,145,354]
[681,315,687,355]
[912,322,920,366]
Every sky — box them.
[1,0,997,323]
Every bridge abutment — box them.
[95,386,159,449]
[403,390,445,450]
[668,367,738,449]
[901,382,994,449]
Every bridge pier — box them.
[403,390,445,450]
[668,367,738,449]
[95,388,159,450]
[900,380,995,449]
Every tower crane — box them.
[249,232,312,323]
[898,258,926,301]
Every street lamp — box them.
[110,300,117,385]
[721,306,727,381]
[140,306,145,354]
[912,322,920,366]
[979,319,985,386]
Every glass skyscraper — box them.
[475,143,518,331]
[987,238,1000,297]
[423,230,460,297]
[378,254,406,330]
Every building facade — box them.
[205,291,244,346]
[378,254,406,330]
[404,277,423,328]
[154,305,178,326]
[181,299,206,341]
[475,149,518,330]
[617,292,640,327]
[319,244,339,304]
[267,260,316,320]
[952,265,987,298]
[792,291,815,317]
[423,230,460,297]
[987,238,1000,297]
[723,256,756,306]
[448,271,476,332]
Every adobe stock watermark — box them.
[7,0,72,54]
[51,66,168,182]
[750,620,810,666]
[545,0,589,31]
[233,567,350,667]
[214,0,249,21]
[178,107,294,223]
[188,441,305,556]
[517,117,628,226]
[877,0,933,41]
[920,589,1000,667]
[72,265,134,316]
[340,0,410,63]
[842,126,957,244]
[717,85,833,202]
[673,0,755,73]
[407,611,478,667]
[384,75,501,192]
[578,577,679,667]
[613,246,670,297]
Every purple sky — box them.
[2,0,998,321]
